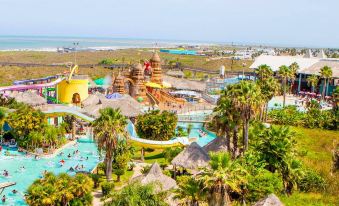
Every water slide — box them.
[42,106,190,149]
[0,78,64,92]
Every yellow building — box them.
[57,77,88,104]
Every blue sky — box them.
[0,0,338,48]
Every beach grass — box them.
[279,127,339,206]
[0,49,252,85]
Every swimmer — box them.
[68,154,71,158]
[86,157,89,160]
[12,189,17,194]
[69,167,75,172]
[2,195,6,203]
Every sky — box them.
[0,0,338,48]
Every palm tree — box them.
[306,75,319,93]
[255,64,273,80]
[289,62,299,94]
[92,108,128,181]
[256,65,280,121]
[202,152,248,206]
[278,65,291,107]
[227,81,262,152]
[319,66,333,99]
[0,108,5,134]
[174,176,206,206]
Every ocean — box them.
[0,36,210,52]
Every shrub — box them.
[163,147,183,164]
[298,169,326,192]
[246,169,283,202]
[89,174,101,188]
[101,181,115,196]
[141,165,151,174]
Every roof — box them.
[150,52,161,62]
[8,91,47,106]
[163,75,206,91]
[82,94,142,117]
[250,55,318,72]
[253,194,284,206]
[171,142,210,170]
[250,54,339,78]
[300,60,339,78]
[132,163,177,191]
[203,137,228,153]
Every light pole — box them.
[242,62,246,80]
[73,42,79,65]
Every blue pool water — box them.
[177,122,216,147]
[0,138,100,205]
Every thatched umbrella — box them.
[132,163,177,191]
[82,93,102,107]
[171,142,210,176]
[203,137,228,153]
[253,194,284,206]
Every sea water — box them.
[0,36,203,51]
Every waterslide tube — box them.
[42,106,189,149]
[0,78,64,92]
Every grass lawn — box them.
[132,147,167,165]
[279,127,339,206]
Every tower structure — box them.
[113,72,125,94]
[130,63,147,100]
[150,52,162,84]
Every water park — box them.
[0,52,219,205]
[0,51,338,206]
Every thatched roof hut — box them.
[8,91,47,106]
[253,194,284,206]
[203,137,228,153]
[132,163,177,191]
[163,75,206,91]
[171,142,210,170]
[82,94,142,117]
[82,93,105,107]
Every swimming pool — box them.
[0,138,100,205]
[177,122,216,147]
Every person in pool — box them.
[12,189,17,194]
[68,153,71,158]
[2,195,6,203]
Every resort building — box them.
[250,53,339,95]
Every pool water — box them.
[0,138,100,206]
[177,122,216,147]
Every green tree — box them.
[213,92,241,157]
[92,108,128,181]
[250,124,303,194]
[289,62,299,94]
[0,107,5,134]
[174,175,206,206]
[256,65,280,121]
[105,182,168,206]
[6,105,45,138]
[306,74,319,93]
[227,81,262,152]
[319,65,333,99]
[136,110,177,141]
[278,65,291,107]
[202,152,248,206]
[26,172,93,206]
[112,140,132,182]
